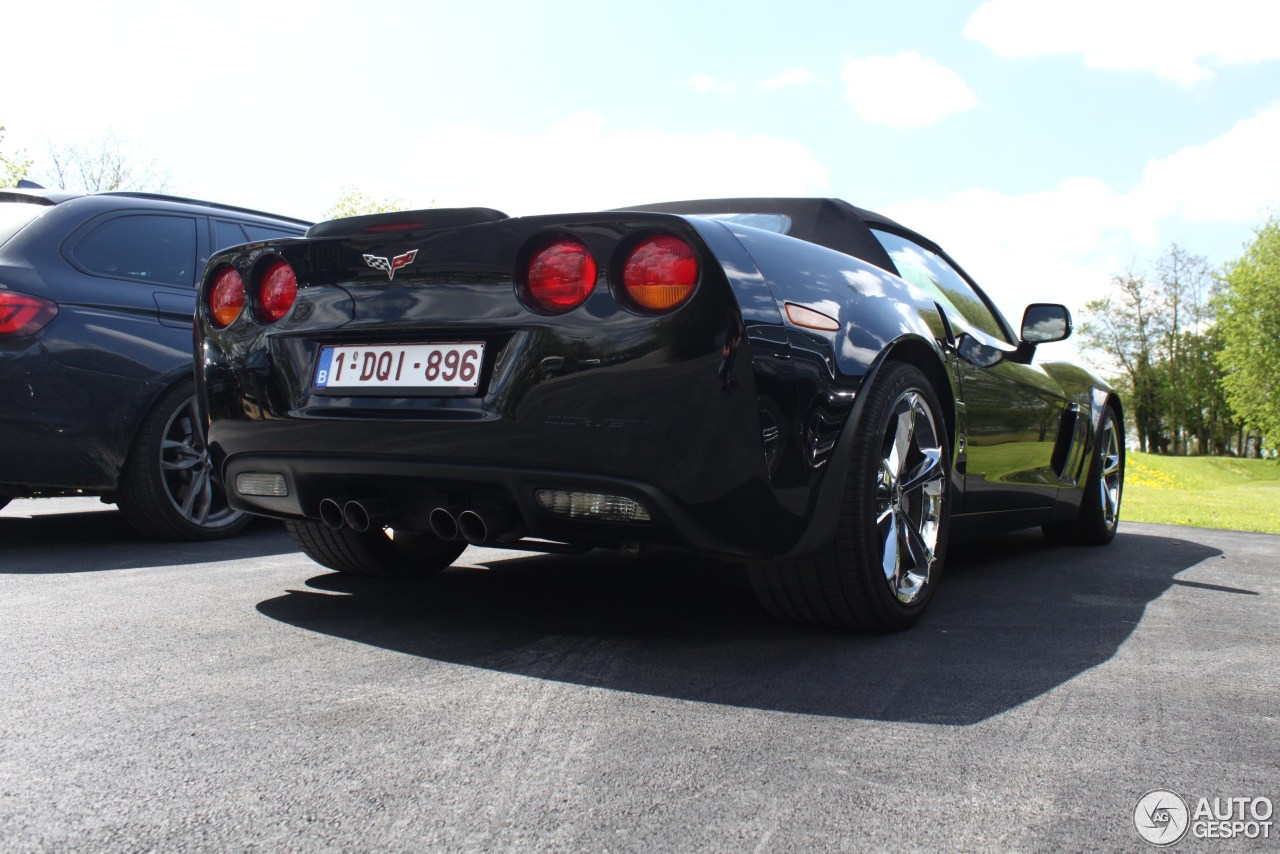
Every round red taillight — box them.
[524,239,597,313]
[621,235,699,312]
[208,267,245,329]
[256,258,297,324]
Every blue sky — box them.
[3,0,1278,344]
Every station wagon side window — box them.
[870,229,1010,342]
[72,214,198,287]
[243,224,301,241]
[215,220,302,251]
[214,220,250,251]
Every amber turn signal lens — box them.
[785,302,840,331]
[209,266,245,329]
[621,235,698,312]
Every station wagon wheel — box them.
[1043,406,1123,546]
[116,379,251,541]
[749,362,950,631]
[285,519,468,577]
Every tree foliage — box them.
[1079,244,1237,455]
[324,186,408,220]
[1217,218,1280,454]
[38,131,170,192]
[1,124,32,187]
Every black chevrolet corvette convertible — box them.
[196,198,1124,631]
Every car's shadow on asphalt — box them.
[255,527,1223,725]
[0,510,297,572]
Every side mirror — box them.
[1020,303,1072,344]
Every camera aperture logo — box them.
[1135,789,1275,845]
[1135,790,1190,846]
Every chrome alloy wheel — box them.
[158,396,241,530]
[875,390,946,604]
[1098,415,1123,529]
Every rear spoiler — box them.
[306,207,509,239]
[0,188,75,206]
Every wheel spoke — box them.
[193,469,214,524]
[899,447,943,495]
[902,513,936,569]
[881,511,900,582]
[886,399,917,480]
[162,455,202,472]
[179,472,200,517]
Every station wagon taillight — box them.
[208,267,245,329]
[621,235,698,312]
[256,258,297,324]
[524,239,597,313]
[0,291,58,337]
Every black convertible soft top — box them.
[624,197,1016,343]
[620,197,935,273]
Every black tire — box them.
[285,519,467,577]
[116,379,251,541]
[750,362,951,631]
[1043,406,1124,546]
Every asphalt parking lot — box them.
[1,497,1276,851]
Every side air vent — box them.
[1050,404,1082,478]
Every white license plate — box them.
[313,342,484,390]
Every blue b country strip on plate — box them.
[314,342,484,390]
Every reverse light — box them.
[236,472,289,497]
[208,267,245,329]
[0,291,58,337]
[524,239,597,313]
[256,258,298,324]
[535,489,652,523]
[621,235,698,312]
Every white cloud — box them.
[758,69,813,91]
[881,179,1133,332]
[877,102,1280,329]
[841,52,977,128]
[403,113,830,216]
[687,74,737,94]
[1134,103,1280,222]
[965,0,1280,85]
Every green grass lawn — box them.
[1123,451,1280,534]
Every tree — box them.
[1153,244,1216,454]
[1079,272,1163,452]
[1217,217,1280,456]
[1080,244,1238,455]
[1,124,32,187]
[37,131,171,193]
[324,186,408,220]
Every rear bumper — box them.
[225,452,790,559]
[0,344,157,493]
